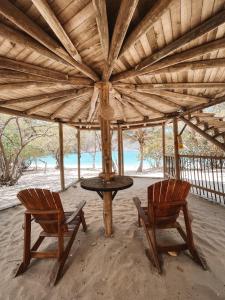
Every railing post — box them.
[173,117,180,180]
[162,123,166,178]
[77,128,81,180]
[58,123,65,191]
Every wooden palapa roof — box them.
[0,0,225,129]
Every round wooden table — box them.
[80,176,133,237]
[80,175,133,200]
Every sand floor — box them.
[0,178,225,300]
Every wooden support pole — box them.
[173,118,180,180]
[118,125,124,176]
[59,123,65,191]
[162,123,166,179]
[99,82,113,237]
[77,128,81,180]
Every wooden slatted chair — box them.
[15,188,87,285]
[133,179,207,273]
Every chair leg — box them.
[183,206,207,270]
[80,210,87,232]
[15,213,32,277]
[51,224,80,285]
[142,220,162,274]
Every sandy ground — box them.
[0,178,225,300]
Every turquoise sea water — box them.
[32,150,152,170]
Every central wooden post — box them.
[99,82,113,237]
[77,128,81,180]
[59,123,65,191]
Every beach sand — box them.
[0,178,225,300]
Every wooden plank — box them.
[120,0,174,55]
[112,36,225,82]
[32,0,81,62]
[0,22,70,67]
[114,82,225,89]
[92,0,109,61]
[106,0,139,79]
[0,0,99,81]
[70,101,90,122]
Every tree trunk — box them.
[137,142,144,173]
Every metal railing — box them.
[165,155,225,205]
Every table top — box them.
[80,176,133,192]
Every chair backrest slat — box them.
[17,188,67,233]
[148,179,191,223]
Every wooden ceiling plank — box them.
[137,8,225,70]
[32,0,82,62]
[0,0,99,81]
[106,0,139,80]
[111,30,225,82]
[120,0,174,56]
[92,0,109,61]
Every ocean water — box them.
[31,150,152,170]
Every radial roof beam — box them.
[87,85,99,122]
[0,0,99,81]
[0,56,68,81]
[25,88,92,115]
[105,0,139,80]
[0,89,78,106]
[32,0,81,62]
[153,58,225,75]
[70,101,90,122]
[120,0,174,56]
[92,0,109,61]
[112,8,225,81]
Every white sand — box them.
[0,178,225,300]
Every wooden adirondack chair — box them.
[15,188,87,285]
[133,179,207,273]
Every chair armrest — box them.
[25,209,60,215]
[64,200,86,225]
[133,197,149,225]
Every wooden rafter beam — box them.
[70,101,90,122]
[25,88,92,115]
[112,38,225,82]
[50,99,77,120]
[105,0,138,80]
[92,0,109,61]
[122,95,154,116]
[120,0,174,56]
[32,0,81,62]
[117,88,165,116]
[0,81,73,92]
[114,82,225,89]
[0,0,99,81]
[0,22,70,67]
[0,69,57,82]
[138,9,225,71]
[148,90,209,104]
[153,58,225,75]
[0,89,77,106]
[0,56,68,81]
[87,85,99,122]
